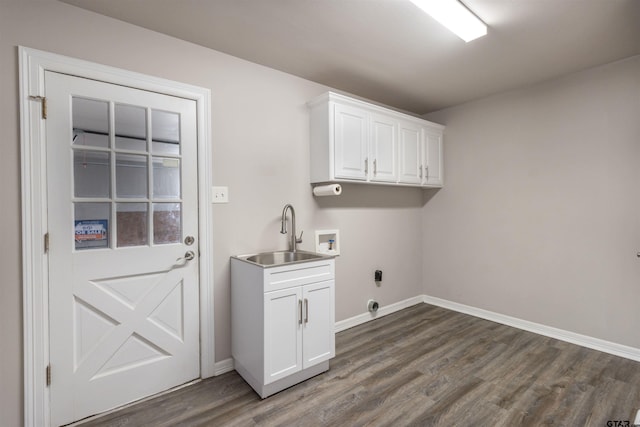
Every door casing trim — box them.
[19,46,215,427]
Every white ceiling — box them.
[60,0,640,114]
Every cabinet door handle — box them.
[299,299,303,325]
[373,159,377,176]
[425,165,429,179]
[304,298,309,324]
[364,157,368,174]
[419,164,423,179]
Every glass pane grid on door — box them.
[72,97,183,250]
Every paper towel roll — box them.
[313,184,342,197]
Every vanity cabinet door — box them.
[333,103,368,180]
[264,287,302,384]
[302,280,335,369]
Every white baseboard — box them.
[334,295,424,333]
[423,295,640,363]
[213,358,234,376]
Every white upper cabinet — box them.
[424,129,444,186]
[334,103,368,180]
[309,92,444,188]
[370,113,398,183]
[398,120,423,185]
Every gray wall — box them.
[0,0,423,425]
[3,1,639,426]
[423,55,640,348]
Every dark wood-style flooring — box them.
[78,303,640,426]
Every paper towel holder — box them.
[315,229,340,256]
[312,183,342,197]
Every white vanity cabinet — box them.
[231,256,335,398]
[309,91,444,188]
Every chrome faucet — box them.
[280,204,303,252]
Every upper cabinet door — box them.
[333,103,368,180]
[424,130,443,186]
[370,114,397,183]
[398,121,422,184]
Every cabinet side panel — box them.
[309,102,331,183]
[231,260,265,380]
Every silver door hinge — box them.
[44,233,49,253]
[29,95,47,119]
[46,364,51,386]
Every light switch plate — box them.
[212,186,229,203]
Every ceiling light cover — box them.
[410,0,487,42]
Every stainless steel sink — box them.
[239,250,328,267]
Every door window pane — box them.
[71,100,189,250]
[73,98,109,148]
[153,203,181,244]
[116,154,148,198]
[73,129,109,149]
[152,141,180,155]
[116,203,148,247]
[74,150,110,198]
[115,104,147,151]
[152,110,180,155]
[115,135,147,152]
[74,203,110,250]
[153,157,180,199]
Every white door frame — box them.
[19,46,215,427]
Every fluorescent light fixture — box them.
[409,0,487,42]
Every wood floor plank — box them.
[77,303,640,427]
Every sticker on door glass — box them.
[75,219,109,249]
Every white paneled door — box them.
[45,71,200,426]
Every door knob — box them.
[177,251,196,263]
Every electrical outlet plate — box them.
[212,186,229,203]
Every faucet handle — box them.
[296,230,304,244]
